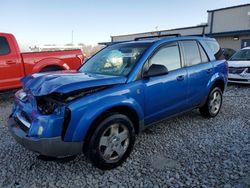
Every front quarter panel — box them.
[64,82,145,142]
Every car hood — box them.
[228,60,250,67]
[21,70,127,96]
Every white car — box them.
[228,47,250,84]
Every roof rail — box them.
[134,34,181,41]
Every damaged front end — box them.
[37,85,109,106]
[8,71,127,157]
[8,85,110,157]
[35,86,110,139]
[228,67,250,84]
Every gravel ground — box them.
[0,85,249,187]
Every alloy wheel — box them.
[209,90,222,115]
[98,123,130,162]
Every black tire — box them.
[86,114,135,170]
[199,87,223,117]
[40,66,63,72]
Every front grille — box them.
[14,117,29,133]
[228,67,247,74]
[14,111,32,133]
[21,111,31,123]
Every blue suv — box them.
[8,36,228,169]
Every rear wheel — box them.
[199,87,223,117]
[86,114,135,170]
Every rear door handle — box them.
[206,68,213,73]
[6,60,17,65]
[176,75,185,81]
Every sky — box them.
[1,0,249,50]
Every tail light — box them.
[77,54,85,64]
[76,54,86,64]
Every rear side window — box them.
[181,41,201,66]
[149,42,181,71]
[205,40,224,60]
[0,37,10,55]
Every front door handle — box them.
[176,75,185,81]
[6,60,17,65]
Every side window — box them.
[149,42,181,71]
[205,40,224,60]
[0,37,10,55]
[181,41,201,66]
[198,43,209,63]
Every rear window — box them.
[0,36,10,55]
[205,40,224,60]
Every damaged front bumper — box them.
[8,117,83,157]
[228,67,250,84]
[228,74,250,84]
[8,89,83,157]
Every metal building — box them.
[108,4,250,51]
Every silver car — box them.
[228,47,250,84]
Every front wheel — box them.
[86,114,135,170]
[199,87,223,117]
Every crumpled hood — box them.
[228,60,250,67]
[21,70,127,96]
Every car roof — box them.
[122,36,213,45]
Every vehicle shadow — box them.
[0,89,17,101]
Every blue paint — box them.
[10,36,228,152]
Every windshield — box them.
[79,43,149,76]
[230,49,250,61]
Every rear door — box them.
[143,42,188,124]
[0,36,23,90]
[180,40,213,108]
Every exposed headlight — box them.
[16,90,28,102]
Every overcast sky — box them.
[1,0,249,49]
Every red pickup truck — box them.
[0,33,84,91]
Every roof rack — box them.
[134,34,181,41]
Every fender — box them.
[32,58,68,73]
[65,95,144,142]
[206,71,227,94]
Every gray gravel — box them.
[0,85,250,187]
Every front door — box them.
[0,36,23,90]
[143,42,188,124]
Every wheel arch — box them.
[82,105,141,152]
[210,78,226,92]
[208,71,227,94]
[32,58,68,73]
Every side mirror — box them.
[144,64,168,78]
